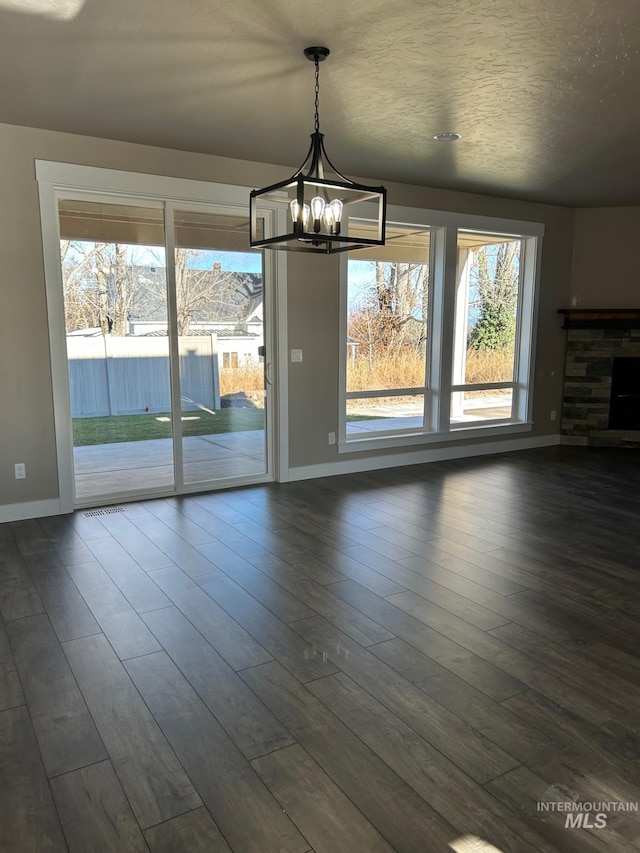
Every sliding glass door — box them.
[59,199,175,501]
[172,207,267,486]
[57,195,270,505]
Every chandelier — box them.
[249,46,387,254]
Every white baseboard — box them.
[0,498,63,524]
[287,433,561,482]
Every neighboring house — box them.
[125,322,263,367]
[130,294,264,365]
[128,266,262,331]
[130,271,264,365]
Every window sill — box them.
[338,421,533,454]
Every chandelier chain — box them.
[314,58,320,132]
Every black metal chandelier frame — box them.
[249,46,387,254]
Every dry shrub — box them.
[219,349,514,402]
[347,347,514,392]
[464,348,515,384]
[347,350,427,392]
[219,364,265,397]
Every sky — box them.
[189,250,262,273]
[64,241,262,274]
[64,241,517,327]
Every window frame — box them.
[449,229,525,430]
[338,204,543,453]
[342,222,433,440]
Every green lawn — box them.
[346,414,384,422]
[73,410,382,446]
[72,409,265,446]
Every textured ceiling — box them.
[2,0,640,206]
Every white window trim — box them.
[338,203,543,453]
[36,161,290,511]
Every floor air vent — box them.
[83,507,125,517]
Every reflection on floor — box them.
[74,431,266,500]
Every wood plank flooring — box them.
[1,445,640,852]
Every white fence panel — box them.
[67,335,220,417]
[179,337,220,413]
[66,338,111,416]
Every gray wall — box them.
[0,121,575,508]
[570,207,640,307]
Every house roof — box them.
[142,328,259,339]
[131,267,262,323]
[2,1,640,206]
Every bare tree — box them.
[173,255,252,335]
[348,261,428,362]
[60,240,142,335]
[103,243,138,336]
[60,241,261,337]
[60,240,101,332]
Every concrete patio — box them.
[73,430,267,500]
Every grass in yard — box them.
[73,351,513,447]
[73,409,382,446]
[73,409,265,446]
[345,414,384,421]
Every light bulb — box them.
[310,196,326,219]
[329,199,343,235]
[290,199,301,223]
[310,196,325,233]
[329,199,343,222]
[322,206,334,231]
[302,204,310,228]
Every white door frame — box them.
[37,161,288,510]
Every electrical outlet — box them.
[550,410,557,421]
[328,432,336,445]
[15,463,26,479]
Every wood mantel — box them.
[558,308,640,329]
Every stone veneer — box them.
[561,327,640,447]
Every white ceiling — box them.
[2,0,640,206]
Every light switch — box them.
[291,349,303,362]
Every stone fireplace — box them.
[559,309,640,447]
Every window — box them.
[451,231,521,426]
[340,208,542,450]
[346,224,431,437]
[223,351,239,369]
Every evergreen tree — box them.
[468,242,519,351]
[468,301,516,350]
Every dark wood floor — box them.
[1,446,640,852]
